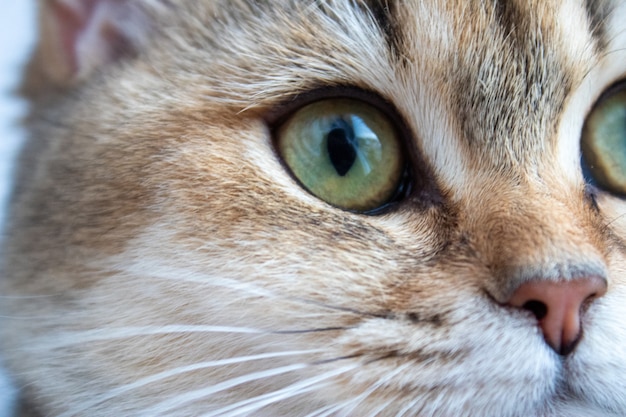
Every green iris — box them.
[276,98,404,212]
[582,85,626,195]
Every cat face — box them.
[2,1,626,416]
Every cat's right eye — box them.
[275,98,406,212]
[581,81,626,195]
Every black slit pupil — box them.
[327,120,357,177]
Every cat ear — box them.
[37,0,154,85]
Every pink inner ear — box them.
[49,0,87,75]
[48,0,133,79]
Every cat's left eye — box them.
[581,82,626,195]
[275,98,405,212]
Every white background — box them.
[0,1,36,416]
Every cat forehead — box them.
[144,0,624,185]
[164,1,604,122]
[179,0,612,90]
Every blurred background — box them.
[0,1,36,416]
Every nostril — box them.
[522,300,548,320]
[505,276,607,354]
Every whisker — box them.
[365,396,400,417]
[315,362,412,417]
[207,381,333,417]
[0,294,61,299]
[34,325,267,349]
[0,314,55,320]
[201,363,360,417]
[395,396,422,417]
[31,324,357,350]
[114,261,278,298]
[273,326,354,334]
[122,263,385,319]
[312,354,362,366]
[0,295,63,320]
[293,298,389,319]
[56,349,323,417]
[287,311,354,319]
[301,403,341,417]
[111,260,387,322]
[605,212,626,228]
[140,363,310,417]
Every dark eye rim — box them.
[266,85,408,128]
[593,78,626,105]
[581,78,626,195]
[266,86,417,215]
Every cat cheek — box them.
[40,0,153,84]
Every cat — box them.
[1,0,626,416]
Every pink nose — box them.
[506,277,607,355]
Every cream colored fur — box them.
[1,1,626,416]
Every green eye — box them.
[276,98,405,212]
[581,83,626,195]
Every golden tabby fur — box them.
[2,0,626,416]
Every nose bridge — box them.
[460,184,609,355]
[463,184,607,298]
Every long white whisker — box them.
[321,362,412,417]
[300,403,340,417]
[56,349,323,417]
[395,396,422,417]
[141,363,310,417]
[112,263,365,319]
[34,325,266,349]
[0,314,54,320]
[365,397,399,417]
[114,261,278,298]
[0,294,60,299]
[203,363,360,417]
